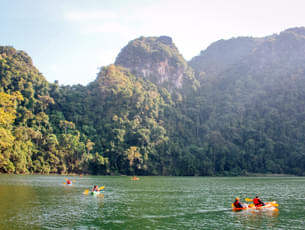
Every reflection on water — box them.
[233,208,279,229]
[0,185,41,230]
[0,175,304,229]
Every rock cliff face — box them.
[115,36,196,93]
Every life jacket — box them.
[67,180,71,184]
[253,197,263,207]
[234,200,243,208]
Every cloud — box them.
[91,23,132,33]
[64,10,117,21]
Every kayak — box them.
[91,191,100,195]
[90,191,103,196]
[64,179,74,185]
[83,186,104,196]
[131,177,140,181]
[232,201,278,211]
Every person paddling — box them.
[66,179,72,185]
[233,197,244,208]
[92,185,100,192]
[253,196,265,207]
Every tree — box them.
[0,91,23,173]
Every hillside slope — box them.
[1,27,305,175]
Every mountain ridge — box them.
[1,27,305,175]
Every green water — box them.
[0,176,304,229]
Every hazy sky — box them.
[1,0,305,85]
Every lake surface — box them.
[0,175,304,229]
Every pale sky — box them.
[1,0,305,85]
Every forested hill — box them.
[188,27,305,175]
[1,27,305,175]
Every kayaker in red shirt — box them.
[67,179,72,185]
[233,197,244,208]
[253,196,265,207]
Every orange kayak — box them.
[232,201,278,211]
[131,177,140,180]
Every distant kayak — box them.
[131,176,140,181]
[83,186,105,196]
[64,178,76,185]
[64,179,73,185]
[232,201,278,211]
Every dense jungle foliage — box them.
[1,27,305,175]
[0,47,108,174]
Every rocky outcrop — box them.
[115,36,197,93]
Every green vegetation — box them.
[0,47,108,174]
[1,28,305,175]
